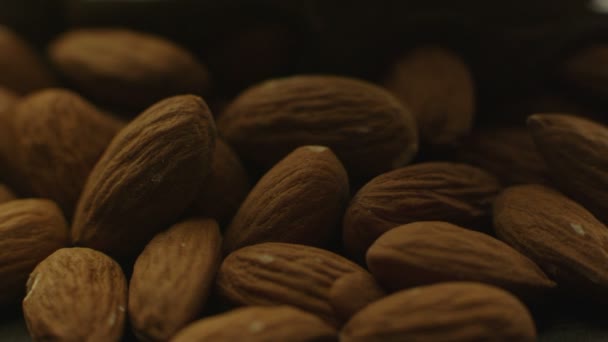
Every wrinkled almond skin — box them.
[72,95,216,261]
[341,282,536,342]
[4,89,123,216]
[343,162,500,261]
[528,113,608,223]
[328,272,385,323]
[218,75,418,183]
[171,306,337,342]
[189,139,250,226]
[0,199,68,306]
[558,44,608,98]
[23,247,128,342]
[367,221,555,299]
[384,46,474,147]
[0,184,16,204]
[216,242,371,326]
[223,145,349,253]
[49,29,209,111]
[129,218,222,341]
[494,184,608,296]
[0,26,55,94]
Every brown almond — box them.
[528,113,608,223]
[328,272,385,322]
[23,247,127,342]
[129,218,222,341]
[171,306,337,342]
[0,184,16,204]
[48,28,209,111]
[493,184,608,296]
[343,162,500,261]
[367,221,555,299]
[0,86,18,113]
[341,282,536,342]
[0,199,68,306]
[218,75,418,183]
[72,95,216,261]
[223,145,349,253]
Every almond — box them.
[171,306,337,342]
[217,75,418,183]
[343,162,500,261]
[0,86,18,112]
[48,28,209,111]
[72,95,216,261]
[528,113,608,223]
[0,87,19,182]
[0,184,16,204]
[341,282,536,342]
[22,247,127,342]
[129,218,222,341]
[328,272,385,323]
[493,184,608,296]
[223,145,349,253]
[0,199,68,306]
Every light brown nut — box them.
[23,247,127,342]
[72,95,216,261]
[0,184,16,204]
[217,75,418,183]
[223,145,349,253]
[328,272,385,323]
[493,184,608,296]
[343,162,500,261]
[384,46,474,147]
[0,199,68,306]
[129,218,222,341]
[48,28,209,111]
[558,44,608,98]
[367,221,555,299]
[341,282,536,342]
[216,242,371,326]
[528,113,608,223]
[0,86,18,113]
[170,306,337,342]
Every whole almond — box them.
[23,247,127,342]
[72,95,216,261]
[49,29,209,111]
[493,184,608,296]
[0,184,16,204]
[216,242,374,326]
[0,199,68,306]
[223,145,349,253]
[343,162,500,261]
[367,221,555,299]
[218,75,418,183]
[528,113,608,223]
[171,306,337,342]
[129,218,222,341]
[341,282,536,342]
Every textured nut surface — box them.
[129,218,222,341]
[367,221,555,298]
[528,113,608,223]
[23,247,128,342]
[343,162,500,260]
[341,282,536,342]
[218,75,418,182]
[49,28,209,110]
[0,199,68,305]
[72,95,216,260]
[0,184,16,204]
[171,306,337,342]
[328,272,385,323]
[223,145,349,253]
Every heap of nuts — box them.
[1,20,608,342]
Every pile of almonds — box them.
[1,18,608,341]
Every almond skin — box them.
[528,113,608,223]
[367,221,555,299]
[22,247,128,342]
[49,28,209,111]
[341,282,536,342]
[218,75,418,183]
[223,145,349,253]
[493,184,608,296]
[0,184,16,204]
[343,162,500,261]
[216,242,374,326]
[72,95,216,261]
[129,218,222,341]
[0,199,68,306]
[0,86,18,112]
[328,272,385,322]
[171,306,337,342]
